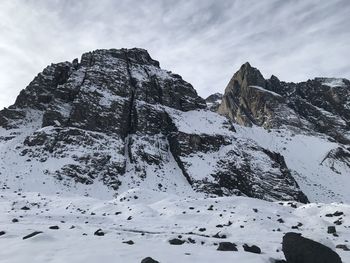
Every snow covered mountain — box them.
[1,48,350,263]
[216,62,350,203]
[0,48,308,203]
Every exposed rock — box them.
[169,238,185,245]
[282,232,342,263]
[328,226,336,234]
[243,244,261,254]
[206,93,223,112]
[0,231,5,236]
[123,240,134,245]
[0,48,307,203]
[23,231,43,240]
[49,225,59,230]
[218,63,350,144]
[94,229,105,236]
[141,257,159,263]
[217,242,238,251]
[336,244,350,251]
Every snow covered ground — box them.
[0,188,349,263]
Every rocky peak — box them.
[205,93,223,111]
[218,62,350,144]
[229,62,266,89]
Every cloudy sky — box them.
[0,0,349,109]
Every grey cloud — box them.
[0,0,349,108]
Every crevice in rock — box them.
[123,51,139,164]
[165,112,193,185]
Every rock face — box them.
[0,48,307,202]
[218,62,350,145]
[205,93,222,112]
[282,232,342,263]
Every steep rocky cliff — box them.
[0,48,307,202]
[216,62,350,202]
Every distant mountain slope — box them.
[0,48,307,202]
[215,62,350,202]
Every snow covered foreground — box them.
[0,189,349,263]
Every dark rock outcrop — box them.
[141,257,159,263]
[282,232,342,263]
[217,242,238,251]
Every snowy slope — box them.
[0,189,349,263]
[236,125,350,203]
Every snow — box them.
[250,86,282,97]
[166,108,234,135]
[321,78,346,88]
[0,190,349,263]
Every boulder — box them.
[282,232,342,263]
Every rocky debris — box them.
[243,244,261,254]
[0,231,5,236]
[168,238,185,245]
[282,232,342,263]
[49,225,59,230]
[217,242,238,251]
[12,218,18,223]
[94,229,105,236]
[327,226,336,234]
[23,231,43,240]
[123,240,134,245]
[336,244,350,251]
[141,257,159,263]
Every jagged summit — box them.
[217,62,350,144]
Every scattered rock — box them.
[336,244,350,251]
[23,231,43,240]
[169,238,185,245]
[141,257,159,263]
[328,226,336,234]
[94,229,105,236]
[243,244,261,254]
[213,232,227,239]
[282,232,342,263]
[0,231,5,236]
[333,211,344,216]
[21,206,30,210]
[49,225,59,230]
[123,240,134,245]
[12,218,19,223]
[217,242,238,251]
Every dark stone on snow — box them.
[217,242,238,251]
[21,206,30,210]
[141,257,159,263]
[123,240,134,245]
[336,244,350,251]
[12,218,19,223]
[282,232,342,263]
[243,244,261,254]
[169,238,185,245]
[94,229,105,236]
[23,231,43,240]
[328,226,336,234]
[0,231,5,236]
[49,225,59,230]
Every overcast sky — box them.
[0,0,350,109]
